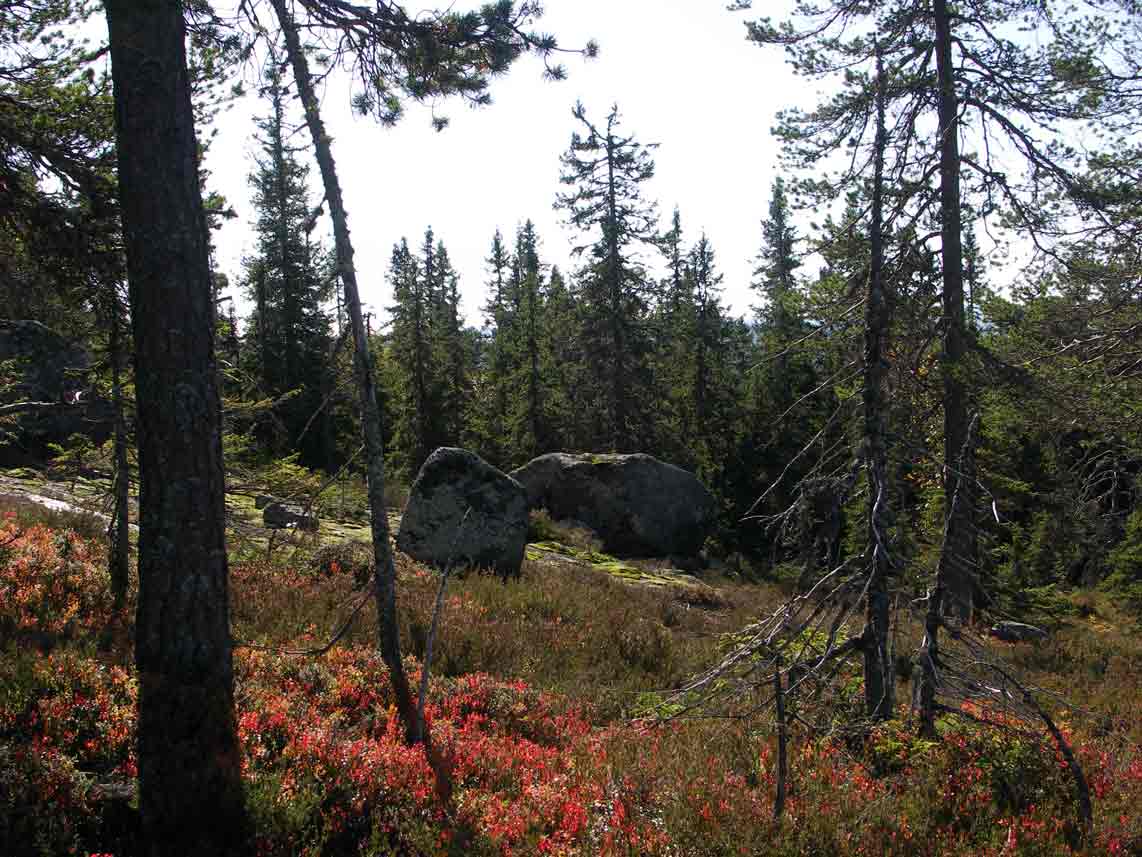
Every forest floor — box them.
[2,469,1141,855]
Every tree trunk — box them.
[270,0,421,748]
[773,653,788,821]
[933,0,975,626]
[862,42,894,721]
[108,291,130,612]
[104,1,249,853]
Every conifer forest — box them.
[3,1,1142,855]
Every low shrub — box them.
[0,514,114,646]
[5,521,1142,856]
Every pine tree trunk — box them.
[108,292,130,612]
[862,43,894,721]
[270,0,421,748]
[104,1,249,853]
[933,0,975,626]
[916,0,976,738]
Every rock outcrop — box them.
[989,621,1049,643]
[397,447,528,579]
[510,452,715,557]
[262,501,319,532]
[0,320,111,451]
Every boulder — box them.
[0,320,112,452]
[397,447,528,579]
[989,621,1049,643]
[510,452,716,557]
[263,501,319,532]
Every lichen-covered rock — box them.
[510,452,716,557]
[262,501,318,532]
[397,447,528,579]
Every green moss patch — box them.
[527,540,715,595]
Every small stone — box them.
[989,621,1048,643]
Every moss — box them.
[530,541,618,565]
[528,539,714,594]
[585,453,624,466]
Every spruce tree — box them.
[539,264,582,452]
[686,234,740,487]
[556,102,660,452]
[429,239,470,449]
[508,220,546,461]
[386,237,431,477]
[241,63,333,469]
[476,229,514,467]
[652,207,695,464]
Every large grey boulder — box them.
[263,501,319,532]
[397,447,528,579]
[0,320,112,450]
[510,452,716,557]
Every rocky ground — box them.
[0,467,724,598]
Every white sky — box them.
[205,0,802,327]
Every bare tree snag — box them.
[862,40,894,721]
[268,0,424,756]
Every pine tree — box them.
[741,0,1142,636]
[556,102,660,452]
[105,0,249,850]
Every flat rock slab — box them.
[263,501,318,532]
[989,621,1049,643]
[510,452,715,557]
[397,447,528,579]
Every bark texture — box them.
[105,0,248,852]
[933,0,976,626]
[108,292,130,612]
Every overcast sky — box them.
[205,0,802,327]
